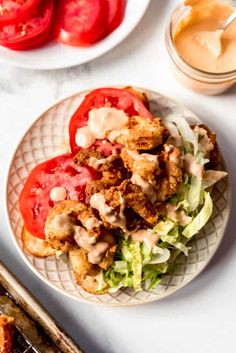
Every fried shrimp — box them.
[85,179,113,202]
[108,115,167,150]
[45,200,116,270]
[75,150,127,202]
[119,180,158,225]
[45,200,102,252]
[192,124,219,168]
[155,144,182,202]
[121,149,160,184]
[91,180,158,228]
[0,315,15,353]
[74,227,116,268]
[69,248,106,294]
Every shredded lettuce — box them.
[187,176,202,212]
[183,192,213,238]
[103,115,226,293]
[129,242,142,291]
[96,270,107,292]
[142,265,167,290]
[153,220,175,235]
[165,114,198,155]
[149,247,170,264]
[105,239,172,292]
[160,235,190,256]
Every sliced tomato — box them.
[58,0,106,47]
[105,0,126,34]
[69,87,154,154]
[0,0,53,50]
[19,154,100,239]
[0,0,40,25]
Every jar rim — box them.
[166,3,236,81]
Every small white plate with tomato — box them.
[0,0,150,70]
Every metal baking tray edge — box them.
[0,261,83,353]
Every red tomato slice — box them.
[19,154,100,239]
[106,0,126,34]
[69,87,154,154]
[0,0,40,25]
[58,0,106,46]
[0,0,53,50]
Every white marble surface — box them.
[0,1,236,352]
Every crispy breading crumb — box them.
[0,315,15,353]
[109,115,168,150]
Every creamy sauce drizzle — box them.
[90,193,127,231]
[50,212,110,265]
[108,128,129,143]
[126,150,159,164]
[74,226,109,264]
[137,153,159,163]
[194,126,214,156]
[88,155,115,169]
[50,186,67,202]
[126,149,139,160]
[51,214,75,233]
[166,203,191,226]
[125,151,159,203]
[84,217,102,231]
[184,153,203,179]
[75,107,129,148]
[130,229,159,248]
[75,126,95,149]
[166,122,183,148]
[131,174,157,204]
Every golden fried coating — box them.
[85,179,111,202]
[74,229,116,269]
[120,148,136,172]
[133,156,159,183]
[99,157,125,186]
[124,208,150,231]
[192,124,219,168]
[75,150,127,203]
[45,200,116,271]
[69,248,108,295]
[121,149,160,184]
[98,232,117,270]
[0,315,15,353]
[74,150,102,166]
[74,149,124,180]
[22,226,55,258]
[45,200,102,252]
[155,145,182,201]
[119,180,158,225]
[99,180,158,227]
[111,116,167,150]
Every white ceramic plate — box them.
[0,0,150,70]
[5,88,230,306]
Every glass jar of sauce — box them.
[165,0,236,95]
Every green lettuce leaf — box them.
[165,114,199,155]
[129,242,142,291]
[183,192,213,238]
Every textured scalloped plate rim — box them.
[0,0,151,70]
[4,87,231,306]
